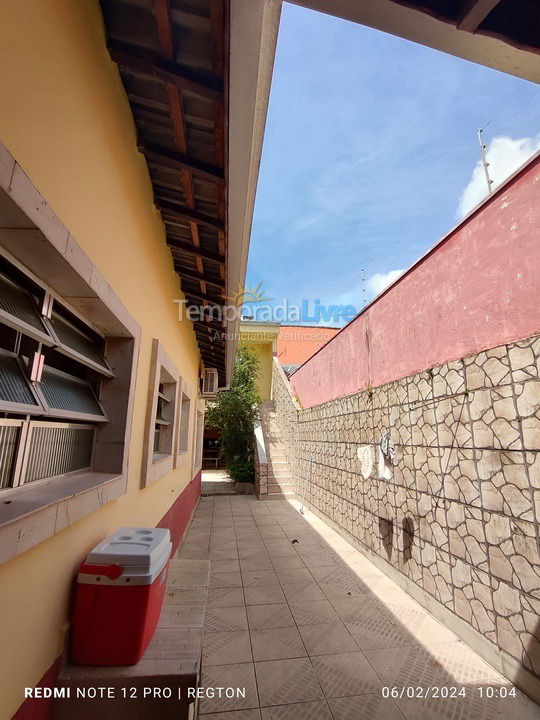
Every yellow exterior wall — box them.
[239,326,279,400]
[0,1,203,717]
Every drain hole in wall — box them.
[402,517,415,562]
[378,517,394,560]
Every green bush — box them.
[205,343,260,483]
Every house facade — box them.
[0,1,280,717]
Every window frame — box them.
[141,339,180,487]
[174,381,192,468]
[192,401,205,476]
[0,140,141,564]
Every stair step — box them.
[268,482,295,492]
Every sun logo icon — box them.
[226,281,272,306]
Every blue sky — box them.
[244,2,540,325]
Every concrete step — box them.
[263,491,295,500]
[268,465,292,477]
[268,481,295,492]
[268,486,295,496]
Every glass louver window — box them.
[154,383,171,454]
[0,272,53,344]
[36,366,107,422]
[0,350,41,413]
[47,311,112,377]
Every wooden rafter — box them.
[151,0,207,298]
[174,265,225,290]
[168,238,225,264]
[457,0,502,31]
[160,200,224,231]
[184,290,224,306]
[104,0,228,383]
[108,43,223,102]
[144,142,225,184]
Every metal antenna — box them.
[361,267,367,308]
[477,127,494,195]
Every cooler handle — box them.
[79,562,123,579]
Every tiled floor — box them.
[179,495,540,720]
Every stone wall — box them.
[271,337,540,685]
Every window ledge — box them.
[0,471,127,565]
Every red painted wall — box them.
[11,473,201,719]
[158,471,201,554]
[291,155,540,408]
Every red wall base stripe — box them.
[157,471,201,554]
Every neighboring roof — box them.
[277,325,340,366]
[293,0,540,83]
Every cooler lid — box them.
[87,527,171,570]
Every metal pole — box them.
[300,458,311,515]
[477,128,494,195]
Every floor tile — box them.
[318,582,367,601]
[289,599,340,626]
[206,606,249,632]
[210,572,243,588]
[202,710,261,719]
[242,570,280,587]
[266,541,300,558]
[298,621,358,656]
[328,695,404,720]
[211,560,241,574]
[395,689,539,720]
[329,596,381,622]
[281,582,326,603]
[270,555,306,570]
[261,700,333,719]
[244,584,287,606]
[200,663,259,714]
[275,567,314,584]
[255,658,324,706]
[207,587,246,608]
[311,651,381,697]
[203,631,253,665]
[251,626,307,661]
[240,557,275,571]
[365,641,504,687]
[389,612,460,646]
[343,615,416,651]
[247,603,295,629]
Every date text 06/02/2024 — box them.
[381,686,518,699]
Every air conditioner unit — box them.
[202,368,219,396]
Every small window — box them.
[178,392,191,453]
[153,373,176,459]
[193,407,204,475]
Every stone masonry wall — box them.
[271,336,540,681]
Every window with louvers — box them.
[0,258,112,489]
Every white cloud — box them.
[367,269,405,297]
[457,135,540,219]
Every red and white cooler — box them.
[70,527,172,666]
